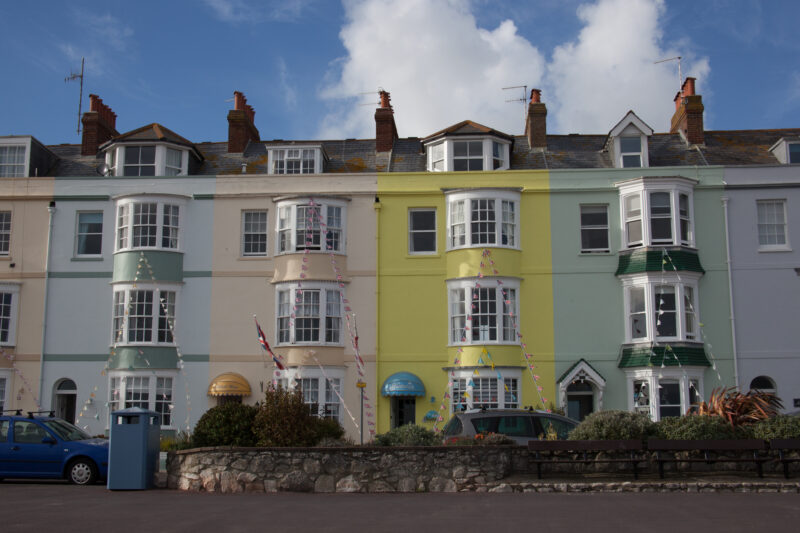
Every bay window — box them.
[626,369,705,421]
[448,278,519,345]
[617,178,695,248]
[0,283,19,346]
[275,282,342,346]
[112,285,178,345]
[274,367,344,422]
[115,198,183,252]
[275,199,345,254]
[623,275,700,343]
[109,373,175,426]
[450,370,520,412]
[446,190,519,250]
[104,144,188,176]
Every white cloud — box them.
[59,11,135,77]
[278,57,298,109]
[546,0,709,134]
[319,0,710,139]
[203,0,313,23]
[318,0,546,139]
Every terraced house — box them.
[0,78,798,440]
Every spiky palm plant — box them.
[694,387,783,427]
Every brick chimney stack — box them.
[524,88,547,149]
[375,90,398,152]
[81,94,119,156]
[670,77,704,145]
[227,91,260,153]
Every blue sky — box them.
[2,0,799,146]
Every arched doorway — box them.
[566,381,595,421]
[53,379,77,424]
[557,359,606,421]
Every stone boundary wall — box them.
[168,446,799,493]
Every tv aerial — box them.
[65,57,85,135]
[502,85,528,119]
[654,56,682,91]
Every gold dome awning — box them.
[208,373,252,397]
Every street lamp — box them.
[356,380,366,445]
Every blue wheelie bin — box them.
[107,408,160,490]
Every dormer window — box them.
[617,177,696,249]
[104,144,189,177]
[608,111,653,169]
[768,138,800,164]
[620,136,642,168]
[426,138,510,172]
[268,146,323,175]
[0,144,26,177]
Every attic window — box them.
[425,138,510,172]
[0,144,27,178]
[268,147,323,175]
[105,145,188,177]
[790,143,800,164]
[620,137,642,168]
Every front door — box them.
[391,397,416,428]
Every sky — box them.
[2,0,800,146]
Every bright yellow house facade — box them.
[376,170,554,433]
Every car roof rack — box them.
[1,409,23,415]
[26,410,55,418]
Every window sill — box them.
[275,343,344,348]
[448,341,520,347]
[758,246,792,253]
[446,245,520,252]
[239,255,271,261]
[72,256,104,262]
[0,256,10,261]
[580,250,612,255]
[407,252,441,258]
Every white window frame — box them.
[408,208,437,254]
[756,199,790,252]
[619,135,643,168]
[621,273,701,344]
[275,367,344,423]
[114,197,185,252]
[241,210,268,257]
[445,190,519,250]
[0,283,20,346]
[449,368,521,413]
[108,371,177,428]
[579,204,610,253]
[111,283,179,346]
[267,146,323,175]
[74,211,104,257]
[616,178,696,249]
[0,211,10,256]
[0,141,27,178]
[625,368,705,421]
[104,144,189,177]
[425,137,511,172]
[275,282,343,346]
[274,199,346,255]
[0,369,10,411]
[447,278,520,346]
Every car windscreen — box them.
[441,416,463,436]
[42,419,92,441]
[537,416,577,440]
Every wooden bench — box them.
[527,440,645,479]
[768,439,800,479]
[647,439,768,478]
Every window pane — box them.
[650,192,672,242]
[757,200,787,246]
[580,205,608,251]
[242,211,268,256]
[658,381,681,419]
[622,154,641,168]
[77,212,103,255]
[620,136,641,153]
[450,289,466,343]
[789,144,800,164]
[654,285,677,337]
[470,199,496,245]
[629,286,647,339]
[472,288,497,342]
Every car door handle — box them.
[11,445,19,451]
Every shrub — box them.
[312,417,346,443]
[160,431,194,451]
[373,424,440,446]
[252,387,320,447]
[655,415,741,440]
[191,402,258,447]
[568,410,658,440]
[751,415,800,440]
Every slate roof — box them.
[29,122,800,177]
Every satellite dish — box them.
[96,162,110,176]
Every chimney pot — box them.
[530,89,541,103]
[681,77,696,97]
[525,90,547,149]
[375,90,398,152]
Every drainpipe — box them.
[373,194,381,439]
[721,196,739,389]
[38,201,56,410]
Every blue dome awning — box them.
[381,372,426,397]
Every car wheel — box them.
[67,459,98,485]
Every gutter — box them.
[721,196,739,389]
[38,201,56,410]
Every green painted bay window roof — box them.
[618,345,710,368]
[615,248,704,276]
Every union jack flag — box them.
[255,317,285,370]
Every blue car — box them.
[0,411,109,484]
